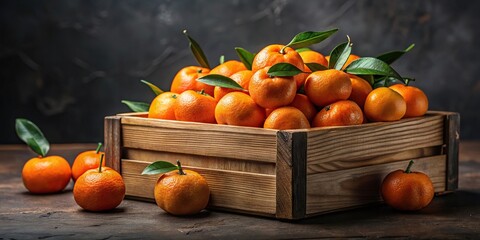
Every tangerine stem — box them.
[95,142,102,154]
[405,160,414,173]
[98,154,104,173]
[177,160,186,175]
[280,45,288,55]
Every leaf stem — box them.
[177,160,186,175]
[405,160,414,173]
[95,142,102,154]
[279,45,287,55]
[98,154,104,173]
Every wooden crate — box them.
[104,111,459,220]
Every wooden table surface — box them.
[1,142,479,239]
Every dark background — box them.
[1,0,479,143]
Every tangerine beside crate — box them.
[104,111,459,220]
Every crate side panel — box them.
[122,124,277,163]
[124,148,276,175]
[306,155,446,214]
[307,114,444,172]
[122,159,277,215]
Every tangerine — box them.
[364,87,406,122]
[215,92,265,127]
[304,69,352,107]
[249,67,297,109]
[170,66,214,96]
[148,92,178,120]
[264,107,310,130]
[22,155,72,194]
[381,160,434,211]
[288,94,318,122]
[348,75,373,109]
[71,143,105,181]
[209,60,247,77]
[154,161,210,215]
[174,90,217,123]
[312,100,363,127]
[73,155,125,212]
[299,50,329,70]
[389,84,429,118]
[213,70,252,102]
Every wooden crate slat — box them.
[306,155,446,214]
[307,146,443,174]
[122,124,277,163]
[122,159,277,215]
[307,114,444,166]
[104,116,122,172]
[444,112,460,191]
[124,148,276,175]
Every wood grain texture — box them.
[306,155,447,215]
[306,114,445,172]
[120,116,278,163]
[275,132,293,219]
[445,112,460,191]
[124,148,276,175]
[104,116,122,172]
[121,159,277,215]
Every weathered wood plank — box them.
[121,118,278,163]
[445,112,460,191]
[122,159,277,215]
[306,155,446,214]
[124,148,276,175]
[104,116,122,172]
[306,114,444,168]
[307,146,443,174]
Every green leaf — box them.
[359,75,375,86]
[328,36,352,70]
[219,55,225,65]
[305,63,328,72]
[15,118,50,157]
[141,80,163,96]
[376,44,415,65]
[295,47,311,53]
[142,161,178,175]
[197,74,244,90]
[267,63,304,77]
[183,30,210,69]
[285,29,338,50]
[121,100,150,112]
[344,57,403,81]
[235,47,255,70]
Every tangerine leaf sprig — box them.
[235,47,256,70]
[329,35,352,70]
[140,80,164,96]
[344,57,404,84]
[15,118,50,157]
[142,160,186,175]
[197,74,244,90]
[98,154,104,173]
[305,63,328,72]
[281,29,339,53]
[121,100,150,112]
[219,55,225,65]
[183,30,210,69]
[95,142,103,154]
[376,44,415,65]
[267,63,305,77]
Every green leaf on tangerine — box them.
[183,30,210,69]
[15,118,50,157]
[235,47,255,70]
[285,29,338,50]
[219,55,225,65]
[267,63,304,77]
[295,47,311,53]
[328,36,352,70]
[142,161,178,175]
[121,100,150,112]
[197,74,244,90]
[376,44,415,65]
[344,57,403,81]
[140,80,163,96]
[305,62,328,72]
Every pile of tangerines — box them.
[144,29,428,130]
